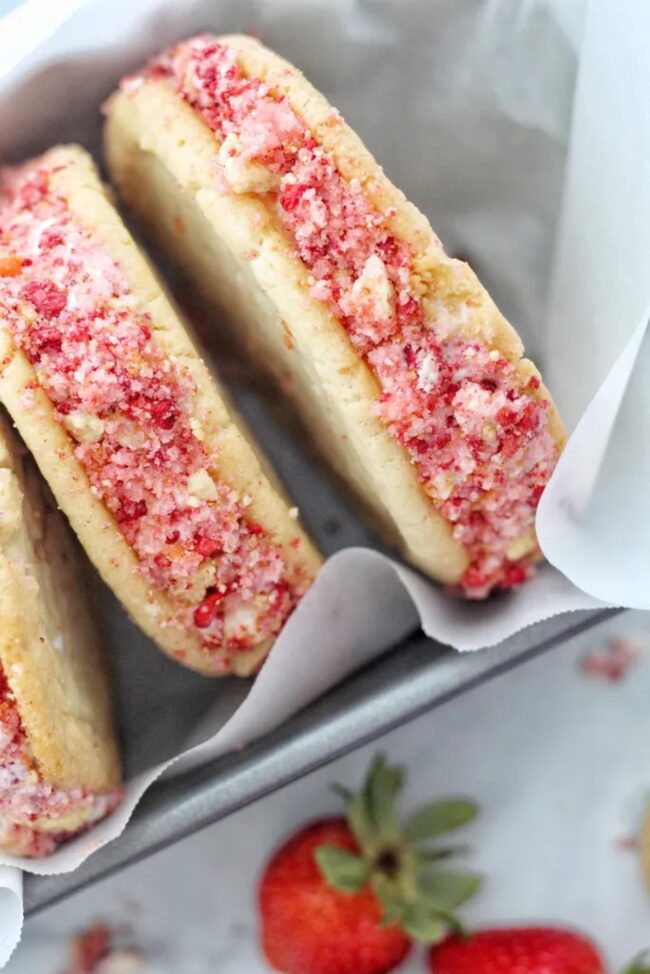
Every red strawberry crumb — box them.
[116,498,148,524]
[461,568,487,591]
[29,326,63,358]
[280,183,304,211]
[193,590,222,628]
[21,279,67,317]
[500,562,529,588]
[613,834,638,850]
[63,923,144,974]
[193,534,223,558]
[580,637,642,682]
[149,397,179,430]
[69,923,110,973]
[531,484,545,504]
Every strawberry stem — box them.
[317,754,481,944]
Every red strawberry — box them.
[259,755,481,974]
[427,927,605,974]
[260,818,410,974]
[68,922,110,973]
[64,921,144,974]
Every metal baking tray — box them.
[25,606,616,915]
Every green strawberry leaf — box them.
[366,755,404,835]
[314,845,370,893]
[347,789,378,850]
[418,844,469,862]
[419,869,483,909]
[330,755,481,941]
[622,951,650,974]
[405,799,478,841]
[331,784,353,802]
[400,901,448,943]
[372,876,405,928]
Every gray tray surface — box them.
[25,607,616,915]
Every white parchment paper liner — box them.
[0,0,647,962]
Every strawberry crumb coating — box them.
[0,160,308,667]
[0,668,121,857]
[132,35,560,597]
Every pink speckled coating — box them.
[0,668,121,857]
[0,160,308,665]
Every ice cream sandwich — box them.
[0,146,320,676]
[0,414,120,857]
[105,34,565,598]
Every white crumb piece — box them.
[506,532,537,561]
[288,507,299,519]
[65,410,105,443]
[0,470,21,537]
[219,133,282,194]
[20,386,36,410]
[189,417,205,441]
[114,421,146,450]
[433,473,455,500]
[96,950,145,974]
[349,254,395,322]
[184,561,218,602]
[223,596,262,642]
[187,469,218,502]
[52,633,65,653]
[121,75,144,94]
[417,352,440,392]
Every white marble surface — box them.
[8,612,650,972]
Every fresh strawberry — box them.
[259,755,481,974]
[427,927,605,974]
[260,818,410,974]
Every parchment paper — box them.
[0,0,647,963]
